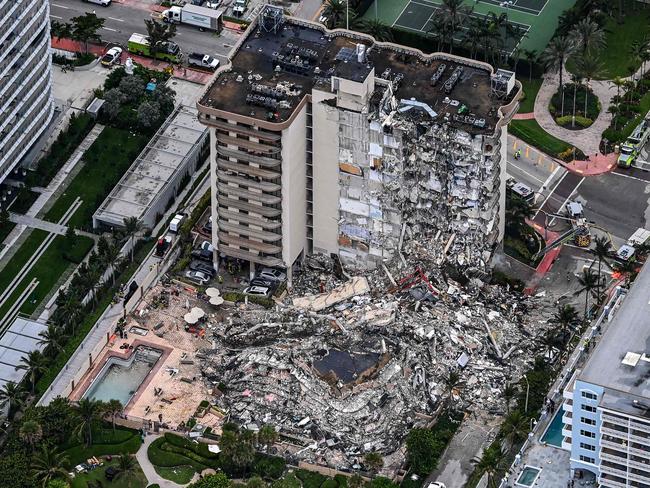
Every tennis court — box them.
[366,0,576,53]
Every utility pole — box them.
[346,0,349,30]
[523,374,530,413]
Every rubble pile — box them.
[200,255,555,471]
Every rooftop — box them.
[0,317,47,389]
[580,262,650,406]
[198,11,518,134]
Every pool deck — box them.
[511,438,570,487]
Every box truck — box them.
[161,4,223,32]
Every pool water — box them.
[541,407,564,447]
[83,347,162,406]
[313,349,380,383]
[516,466,541,486]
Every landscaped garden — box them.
[517,78,543,114]
[503,192,543,268]
[549,83,600,129]
[509,119,581,161]
[70,457,148,488]
[602,74,650,145]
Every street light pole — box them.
[346,0,349,30]
[523,374,530,413]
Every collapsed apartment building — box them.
[197,6,521,280]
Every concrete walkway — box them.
[9,214,67,235]
[136,434,197,488]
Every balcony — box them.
[217,133,281,154]
[218,232,282,254]
[217,170,282,192]
[218,209,281,229]
[602,426,630,440]
[218,147,281,168]
[208,119,280,141]
[563,401,573,413]
[563,411,573,425]
[217,197,281,218]
[216,244,283,268]
[217,183,281,205]
[218,220,282,242]
[599,475,628,488]
[217,159,281,180]
[562,425,573,438]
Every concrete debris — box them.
[198,253,557,474]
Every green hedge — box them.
[64,427,141,465]
[222,291,274,308]
[555,115,593,128]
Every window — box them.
[581,417,596,426]
[582,405,597,413]
[580,430,596,438]
[579,455,595,464]
[581,391,598,400]
[580,442,596,452]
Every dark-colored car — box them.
[191,249,213,262]
[155,235,172,257]
[190,260,215,276]
[250,278,274,288]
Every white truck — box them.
[232,0,247,16]
[188,53,220,70]
[161,4,223,32]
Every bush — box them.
[555,115,593,128]
[602,127,625,144]
[296,469,327,488]
[549,84,600,120]
[253,454,286,480]
[62,235,94,264]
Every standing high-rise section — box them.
[0,0,55,183]
[198,6,521,281]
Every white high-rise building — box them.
[0,0,55,183]
[197,7,520,281]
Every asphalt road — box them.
[50,0,238,62]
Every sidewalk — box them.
[136,434,195,488]
[50,38,213,85]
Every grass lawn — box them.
[518,78,543,114]
[154,465,195,484]
[63,427,142,465]
[44,127,149,230]
[620,90,650,139]
[0,221,15,246]
[509,119,573,157]
[8,189,40,214]
[566,10,650,79]
[70,458,148,488]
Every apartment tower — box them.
[0,0,55,183]
[197,7,520,282]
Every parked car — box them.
[257,267,286,282]
[205,0,221,8]
[155,235,172,257]
[191,249,212,262]
[188,53,220,70]
[189,260,215,276]
[243,285,270,297]
[185,270,210,285]
[169,213,186,233]
[232,0,247,16]
[202,216,212,233]
[84,0,111,6]
[199,240,214,253]
[101,46,122,66]
[250,278,274,288]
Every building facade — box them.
[563,262,650,487]
[197,7,520,281]
[0,0,55,183]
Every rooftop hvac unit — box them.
[430,64,446,86]
[260,5,285,34]
[443,66,464,94]
[491,69,515,99]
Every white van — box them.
[84,0,111,6]
[169,214,186,233]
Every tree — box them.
[189,473,231,488]
[17,350,48,394]
[258,424,278,452]
[575,268,601,320]
[355,19,393,42]
[443,370,462,404]
[119,75,146,103]
[575,54,605,117]
[103,399,123,433]
[102,88,126,120]
[123,217,143,262]
[570,18,605,57]
[70,13,105,54]
[247,477,267,488]
[57,293,83,336]
[74,398,102,447]
[101,242,123,286]
[137,101,162,129]
[500,410,528,451]
[348,475,364,488]
[144,18,177,60]
[64,225,77,250]
[20,419,43,451]
[523,49,537,81]
[31,446,70,487]
[551,303,579,348]
[570,71,584,128]
[50,20,73,41]
[220,429,255,473]
[364,451,384,473]
[406,428,440,475]
[475,443,504,488]
[0,381,26,419]
[46,480,71,488]
[613,258,639,285]
[503,383,518,414]
[540,36,576,116]
[321,0,354,29]
[629,39,647,81]
[462,17,483,59]
[439,0,472,53]
[505,194,534,238]
[38,324,66,357]
[114,454,137,485]
[591,236,612,294]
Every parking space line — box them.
[51,3,70,9]
[109,17,125,22]
[533,170,567,218]
[549,177,585,226]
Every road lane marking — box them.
[506,164,545,186]
[51,3,70,8]
[50,14,63,19]
[533,169,567,218]
[611,171,650,183]
[103,27,118,32]
[109,17,124,22]
[549,177,585,226]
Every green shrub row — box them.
[222,291,274,308]
[555,114,593,128]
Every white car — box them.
[101,46,123,67]
[243,286,270,297]
[84,0,111,6]
[199,240,214,253]
[185,270,210,285]
[426,483,446,488]
[205,0,221,8]
[257,268,286,282]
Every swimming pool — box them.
[516,466,541,487]
[541,407,564,447]
[83,346,162,406]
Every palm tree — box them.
[575,269,601,321]
[17,350,48,394]
[122,217,143,262]
[114,454,137,485]
[0,381,26,419]
[629,40,647,81]
[58,293,83,336]
[475,443,504,488]
[540,36,576,116]
[103,399,123,433]
[439,0,472,53]
[575,54,605,117]
[523,49,537,81]
[463,17,484,60]
[355,19,393,42]
[101,242,123,286]
[38,324,66,357]
[640,47,650,78]
[503,383,518,414]
[613,259,639,285]
[551,303,579,354]
[485,11,508,65]
[444,370,462,404]
[570,71,584,128]
[610,75,625,102]
[570,18,605,57]
[74,398,102,447]
[31,446,70,487]
[505,194,534,238]
[591,236,612,293]
[257,424,278,452]
[20,419,43,451]
[500,410,528,451]
[364,451,384,473]
[321,0,352,29]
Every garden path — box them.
[136,434,200,488]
